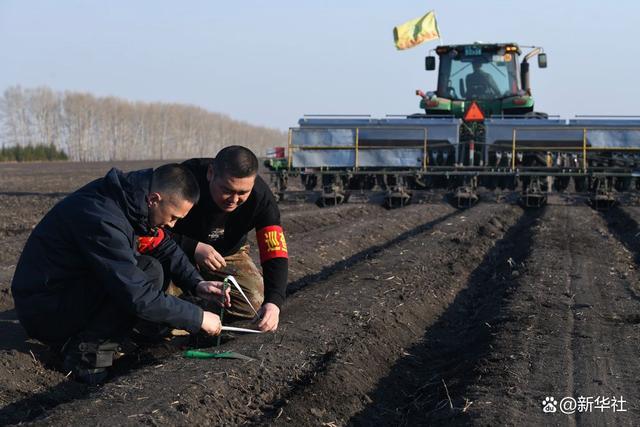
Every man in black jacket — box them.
[172,146,288,332]
[11,164,229,383]
[465,61,501,99]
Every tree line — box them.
[0,144,68,162]
[0,86,286,161]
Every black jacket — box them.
[172,158,288,308]
[11,168,204,333]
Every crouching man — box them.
[172,146,288,332]
[11,164,230,384]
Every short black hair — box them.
[151,163,200,205]
[212,145,259,179]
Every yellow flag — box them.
[394,10,440,50]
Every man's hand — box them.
[196,281,231,307]
[255,303,280,332]
[201,311,222,335]
[194,242,226,272]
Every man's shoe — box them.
[62,351,109,385]
[61,339,120,385]
[66,363,108,385]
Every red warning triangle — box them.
[464,101,485,122]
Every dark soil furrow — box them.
[3,160,640,426]
[281,203,456,286]
[31,204,520,425]
[601,206,640,302]
[285,207,460,295]
[279,204,384,236]
[338,207,541,426]
[0,192,68,198]
[0,200,456,423]
[0,160,165,193]
[0,228,33,238]
[0,202,455,424]
[456,205,640,426]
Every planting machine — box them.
[265,42,640,209]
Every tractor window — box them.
[437,51,519,100]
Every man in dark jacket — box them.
[11,164,229,383]
[465,61,501,99]
[172,146,288,332]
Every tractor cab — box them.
[419,43,547,118]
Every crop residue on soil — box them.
[0,161,639,425]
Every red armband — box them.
[257,225,288,263]
[137,228,165,254]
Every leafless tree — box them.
[0,85,286,161]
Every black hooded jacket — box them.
[11,168,204,334]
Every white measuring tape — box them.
[220,275,262,334]
[224,275,260,317]
[221,325,263,334]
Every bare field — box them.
[1,161,639,426]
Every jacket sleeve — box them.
[171,232,199,261]
[74,218,203,333]
[145,231,203,294]
[261,257,288,308]
[254,188,289,308]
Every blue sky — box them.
[1,1,638,130]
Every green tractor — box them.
[411,42,550,206]
[268,42,640,210]
[416,42,547,118]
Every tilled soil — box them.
[1,162,639,426]
[456,205,640,426]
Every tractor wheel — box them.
[574,177,588,192]
[615,177,632,192]
[348,175,376,191]
[554,177,570,192]
[300,174,317,190]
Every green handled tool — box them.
[189,276,260,362]
[216,278,231,347]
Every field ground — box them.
[1,161,639,426]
